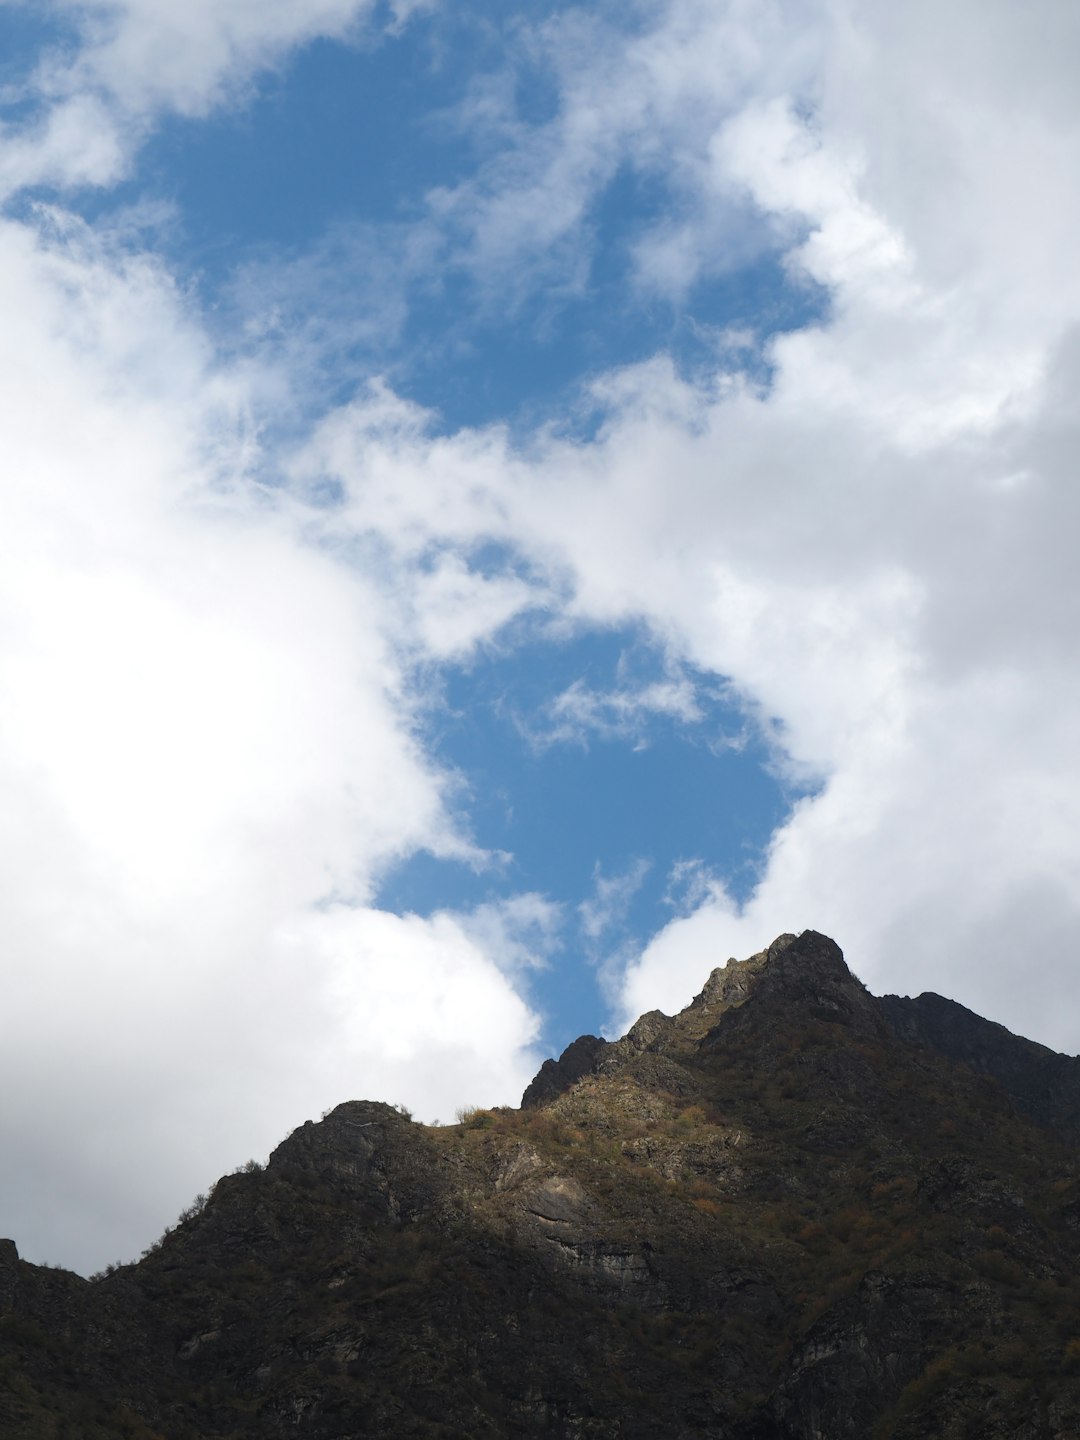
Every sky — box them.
[1,0,1079,1275]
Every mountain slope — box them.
[879,988,1080,1143]
[3,931,1080,1438]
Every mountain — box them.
[3,931,1080,1438]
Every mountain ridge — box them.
[3,930,1080,1438]
[526,930,1080,1138]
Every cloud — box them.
[453,892,564,973]
[522,670,704,752]
[301,0,1080,1059]
[0,93,128,193]
[0,206,545,1273]
[0,0,420,193]
[662,858,724,917]
[423,0,827,305]
[579,860,651,943]
[37,0,380,117]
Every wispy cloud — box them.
[662,857,724,917]
[419,0,826,310]
[0,0,420,193]
[579,859,651,944]
[525,672,704,752]
[454,892,564,972]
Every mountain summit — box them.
[3,931,1080,1437]
[522,931,883,1110]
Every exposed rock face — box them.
[3,930,1080,1438]
[521,1032,608,1109]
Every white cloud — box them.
[0,207,545,1273]
[37,0,380,117]
[579,860,650,943]
[277,903,541,1091]
[0,94,127,193]
[522,671,704,752]
[402,552,543,662]
[662,858,724,917]
[453,892,564,974]
[301,0,1080,1059]
[0,0,423,194]
[425,0,827,303]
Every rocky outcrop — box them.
[520,1032,608,1109]
[3,930,1080,1438]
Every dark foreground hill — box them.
[4,931,1080,1438]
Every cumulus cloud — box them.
[0,207,545,1273]
[300,0,1080,1056]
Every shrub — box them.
[455,1105,494,1128]
[691,1197,723,1217]
[675,1104,708,1131]
[177,1192,208,1225]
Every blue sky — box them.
[35,6,820,1047]
[379,623,802,1049]
[103,10,824,438]
[2,0,1080,1273]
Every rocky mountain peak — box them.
[716,928,887,1037]
[690,930,799,1011]
[523,930,881,1109]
